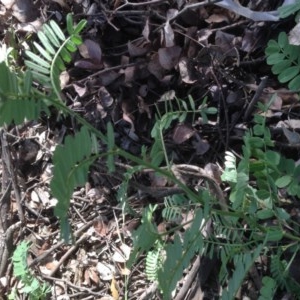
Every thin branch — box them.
[68,62,145,86]
[169,0,223,22]
[114,0,167,12]
[1,129,24,223]
[29,220,95,267]
[243,76,269,121]
[42,275,106,297]
[49,233,89,276]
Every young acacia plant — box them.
[9,242,50,300]
[1,12,300,300]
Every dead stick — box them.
[243,76,268,121]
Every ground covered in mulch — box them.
[1,0,300,299]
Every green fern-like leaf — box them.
[0,62,50,125]
[222,245,263,300]
[128,205,161,267]
[221,151,238,183]
[265,32,300,91]
[11,241,50,300]
[270,253,288,290]
[12,241,31,278]
[50,126,95,240]
[162,194,187,222]
[146,244,163,281]
[157,208,204,299]
[106,121,116,172]
[25,14,86,98]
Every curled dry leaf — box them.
[149,171,168,187]
[142,18,150,42]
[1,0,15,9]
[197,29,213,44]
[241,28,263,53]
[138,85,148,97]
[51,0,69,8]
[215,30,237,57]
[99,86,114,108]
[282,127,300,145]
[128,41,150,57]
[260,92,282,111]
[93,217,109,237]
[120,243,131,260]
[166,8,178,20]
[112,243,131,263]
[110,278,119,300]
[30,188,51,207]
[158,90,176,102]
[204,163,222,185]
[99,70,122,86]
[226,90,239,104]
[172,123,195,144]
[157,221,168,234]
[205,13,229,23]
[12,0,39,22]
[86,267,100,285]
[16,18,43,32]
[59,70,70,89]
[289,22,300,46]
[158,46,182,70]
[83,268,91,286]
[79,39,102,63]
[178,57,197,84]
[73,83,88,97]
[18,139,40,163]
[286,119,300,129]
[45,261,58,272]
[96,262,115,281]
[192,133,210,155]
[76,39,103,69]
[122,102,139,141]
[137,96,151,119]
[0,276,7,288]
[163,20,175,48]
[148,53,165,80]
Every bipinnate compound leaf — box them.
[25,14,87,98]
[146,247,162,281]
[0,63,50,125]
[12,241,30,278]
[157,209,204,299]
[222,245,263,300]
[11,241,51,299]
[51,127,95,238]
[128,205,160,267]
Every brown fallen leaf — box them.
[172,123,195,144]
[77,39,103,69]
[158,46,182,70]
[12,0,39,22]
[205,13,229,23]
[93,218,109,237]
[110,277,119,300]
[148,53,165,80]
[178,57,197,84]
[128,41,150,57]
